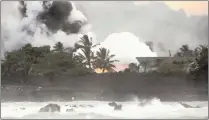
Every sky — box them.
[133,1,208,15]
[1,1,208,72]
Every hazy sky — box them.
[133,1,208,15]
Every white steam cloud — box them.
[94,32,157,64]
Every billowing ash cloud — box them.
[1,1,90,58]
[1,1,158,64]
[19,1,87,34]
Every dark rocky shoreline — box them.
[2,73,208,102]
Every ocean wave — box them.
[1,98,208,119]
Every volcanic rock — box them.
[114,104,122,111]
[66,108,74,112]
[108,102,122,110]
[108,102,117,107]
[39,103,60,112]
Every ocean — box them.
[1,98,208,119]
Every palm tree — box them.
[196,45,208,58]
[75,34,99,69]
[189,45,208,81]
[93,47,119,73]
[179,45,193,57]
[53,42,64,52]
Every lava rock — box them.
[108,102,117,107]
[108,102,122,110]
[114,104,122,111]
[66,108,74,112]
[39,103,60,112]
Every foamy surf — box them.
[1,98,208,119]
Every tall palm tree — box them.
[93,47,119,73]
[75,34,99,69]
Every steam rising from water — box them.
[1,1,157,63]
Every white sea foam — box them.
[1,98,208,119]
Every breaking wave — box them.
[1,98,208,119]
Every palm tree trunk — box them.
[24,67,31,84]
[88,63,91,69]
[144,65,147,73]
[88,59,91,69]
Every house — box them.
[135,56,195,73]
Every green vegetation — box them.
[173,45,208,77]
[188,45,208,77]
[1,34,118,84]
[92,47,119,73]
[1,37,208,85]
[74,35,99,69]
[126,44,208,82]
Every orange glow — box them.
[133,1,208,15]
[164,1,208,15]
[114,64,129,72]
[94,68,108,73]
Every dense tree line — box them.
[1,35,208,84]
[1,35,118,84]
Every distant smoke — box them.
[1,1,90,59]
[145,41,154,52]
[74,1,208,56]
